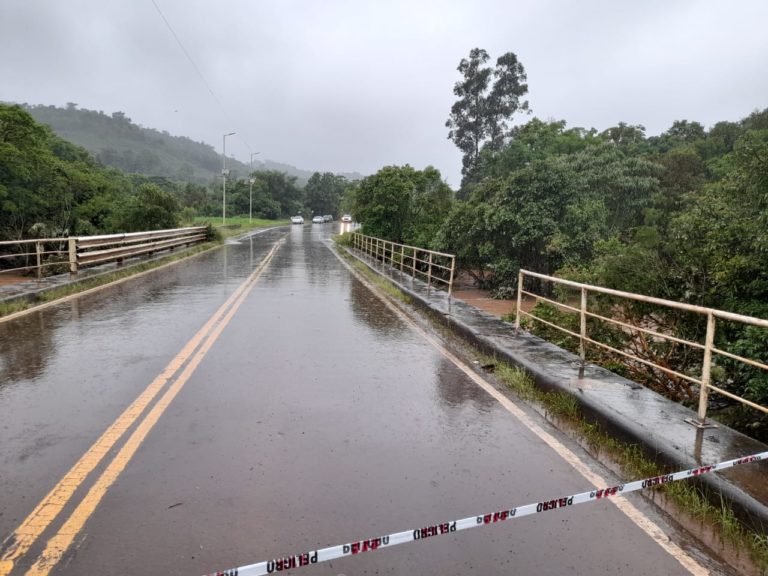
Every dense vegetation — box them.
[351,48,768,436]
[0,103,354,241]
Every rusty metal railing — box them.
[351,233,456,298]
[0,238,70,278]
[514,269,768,426]
[0,227,208,277]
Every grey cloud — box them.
[1,0,766,187]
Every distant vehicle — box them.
[341,214,352,222]
[322,214,333,223]
[291,215,304,225]
[312,215,324,224]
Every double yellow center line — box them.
[0,238,283,576]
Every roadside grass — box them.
[0,299,30,317]
[335,241,768,573]
[336,245,412,305]
[333,231,354,247]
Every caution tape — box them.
[204,451,767,576]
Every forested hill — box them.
[18,103,362,185]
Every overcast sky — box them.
[2,0,767,187]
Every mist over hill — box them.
[18,103,363,186]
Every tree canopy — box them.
[446,48,529,194]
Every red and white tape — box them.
[204,451,767,576]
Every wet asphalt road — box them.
[0,225,733,575]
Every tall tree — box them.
[112,184,180,232]
[304,172,347,216]
[446,48,529,190]
[353,165,453,246]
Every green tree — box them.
[434,201,498,287]
[446,48,529,191]
[353,165,453,245]
[113,183,180,232]
[304,172,347,216]
[0,104,128,240]
[233,170,303,217]
[353,166,414,242]
[599,122,647,150]
[478,118,600,181]
[404,166,453,248]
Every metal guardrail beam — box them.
[515,269,768,426]
[72,227,207,273]
[0,227,208,278]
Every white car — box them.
[291,215,304,225]
[312,215,324,224]
[341,214,352,223]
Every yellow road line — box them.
[26,240,281,576]
[0,239,281,576]
[339,250,707,575]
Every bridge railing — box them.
[514,269,768,426]
[351,233,456,297]
[0,238,70,278]
[0,226,208,277]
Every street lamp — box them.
[249,151,260,224]
[222,131,236,225]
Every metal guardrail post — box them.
[400,245,405,273]
[515,270,523,334]
[579,286,588,378]
[448,256,455,299]
[427,252,433,294]
[68,238,78,275]
[697,312,716,425]
[35,241,43,279]
[579,287,587,366]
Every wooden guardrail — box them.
[0,227,208,277]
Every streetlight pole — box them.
[222,132,236,225]
[249,151,260,224]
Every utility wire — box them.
[149,0,254,157]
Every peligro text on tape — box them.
[204,451,767,576]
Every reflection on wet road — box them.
[0,225,730,575]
